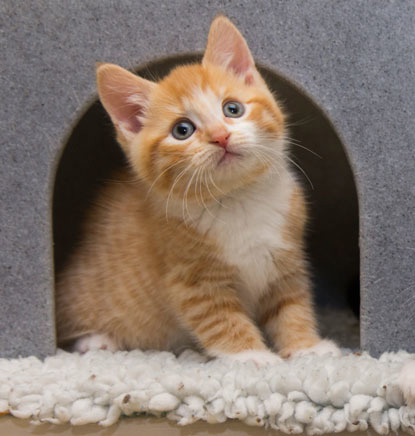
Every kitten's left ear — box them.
[203,15,257,85]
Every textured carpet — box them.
[1,347,414,434]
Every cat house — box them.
[1,1,414,359]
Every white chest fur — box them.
[197,172,294,299]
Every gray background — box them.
[1,1,414,358]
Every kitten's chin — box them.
[216,150,242,167]
[213,152,270,184]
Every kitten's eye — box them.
[171,119,195,140]
[223,101,245,118]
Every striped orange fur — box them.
[56,16,339,364]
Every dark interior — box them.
[53,54,360,348]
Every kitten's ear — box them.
[96,63,156,143]
[203,16,256,84]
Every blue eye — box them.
[223,101,245,118]
[172,119,195,140]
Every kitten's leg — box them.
[398,360,415,406]
[73,333,119,353]
[170,282,281,366]
[258,274,340,358]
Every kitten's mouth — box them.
[217,150,241,166]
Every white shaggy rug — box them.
[1,348,415,434]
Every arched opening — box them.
[53,54,360,349]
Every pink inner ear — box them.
[245,73,254,85]
[112,99,143,134]
[127,108,143,133]
[98,65,155,136]
[204,18,256,81]
[229,38,252,76]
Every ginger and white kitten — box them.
[56,16,339,365]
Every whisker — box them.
[145,159,186,200]
[165,165,190,222]
[182,167,198,224]
[200,170,227,225]
[250,149,272,171]
[204,170,223,207]
[285,139,322,159]
[197,169,217,221]
[284,115,316,128]
[247,146,285,175]
[194,167,203,206]
[104,174,141,185]
[286,156,314,190]
[208,170,227,199]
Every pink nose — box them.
[210,131,230,148]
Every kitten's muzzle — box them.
[217,149,241,166]
[209,130,231,149]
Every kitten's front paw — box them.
[222,349,282,367]
[73,333,118,353]
[398,360,415,406]
[283,339,341,359]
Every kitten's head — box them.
[97,16,286,202]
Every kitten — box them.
[56,15,339,366]
[399,360,415,406]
